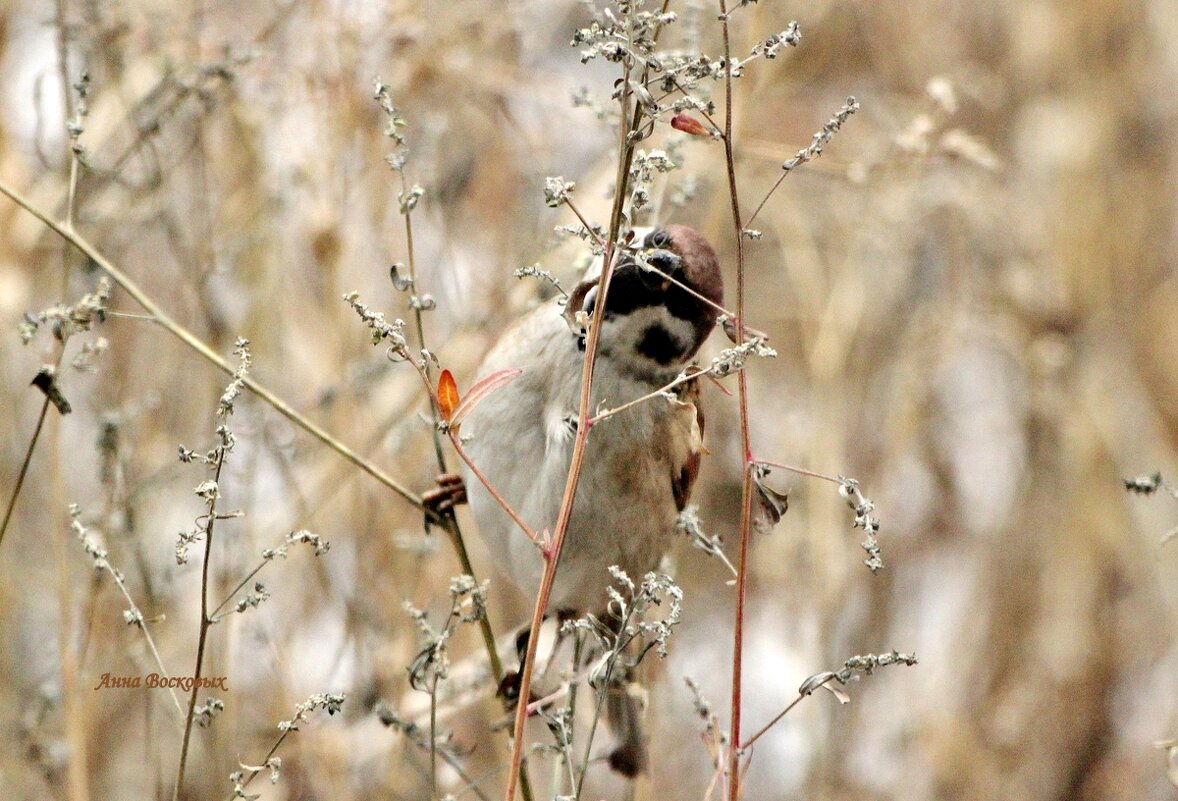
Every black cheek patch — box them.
[637,324,686,365]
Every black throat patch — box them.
[637,323,687,365]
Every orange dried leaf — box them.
[671,113,711,137]
[437,369,460,422]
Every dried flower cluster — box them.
[1124,471,1178,546]
[404,574,489,691]
[562,567,684,670]
[19,277,112,344]
[343,291,411,360]
[839,478,883,572]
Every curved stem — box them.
[563,197,606,251]
[103,559,186,718]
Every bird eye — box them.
[646,229,672,249]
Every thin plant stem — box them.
[432,421,529,799]
[448,432,542,548]
[563,197,606,251]
[376,346,531,795]
[0,178,426,512]
[443,758,496,801]
[502,239,625,801]
[740,676,834,750]
[173,455,226,801]
[713,3,756,800]
[748,97,859,228]
[0,397,52,549]
[0,339,73,549]
[52,38,90,800]
[430,673,439,800]
[754,458,843,485]
[208,556,271,621]
[588,366,706,426]
[378,108,502,709]
[745,171,786,228]
[443,517,509,683]
[205,528,306,623]
[222,732,291,801]
[66,149,80,233]
[573,659,616,799]
[104,310,157,322]
[572,598,644,798]
[399,170,449,474]
[562,630,585,789]
[641,260,735,319]
[102,558,185,718]
[560,723,577,797]
[503,9,674,793]
[503,137,637,801]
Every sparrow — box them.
[458,224,724,775]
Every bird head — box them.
[564,225,724,380]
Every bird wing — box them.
[669,375,705,512]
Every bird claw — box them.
[422,473,467,518]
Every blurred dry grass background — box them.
[2,1,1177,799]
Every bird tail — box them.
[605,678,648,777]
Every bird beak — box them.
[636,247,680,290]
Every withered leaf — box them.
[436,369,459,423]
[32,367,71,415]
[670,113,711,137]
[751,463,788,535]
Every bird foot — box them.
[422,473,467,516]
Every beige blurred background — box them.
[2,1,1177,799]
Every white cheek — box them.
[661,315,696,350]
[601,306,695,362]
